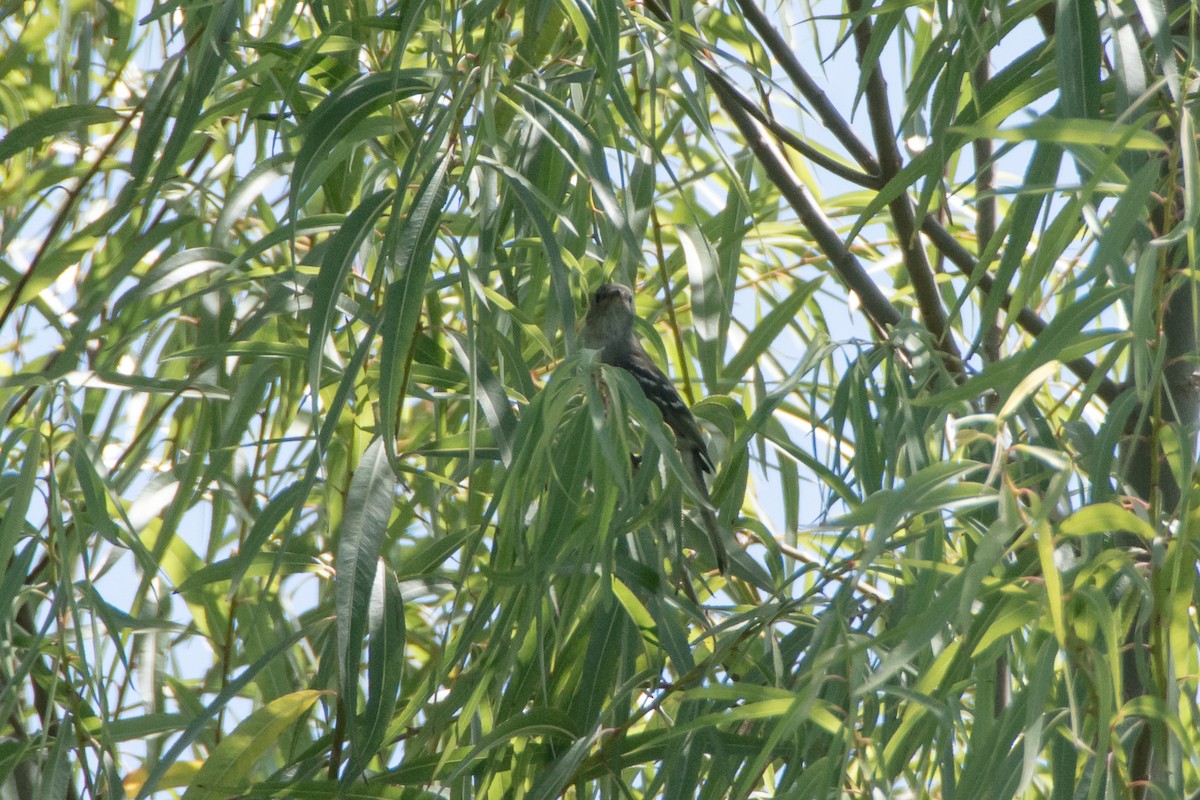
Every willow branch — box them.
[845,0,961,372]
[732,0,881,176]
[706,71,902,332]
[920,217,1122,406]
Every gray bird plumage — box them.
[582,283,727,573]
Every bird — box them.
[581,283,728,573]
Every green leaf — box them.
[0,105,121,162]
[182,691,324,800]
[378,156,453,464]
[135,630,310,799]
[1060,504,1157,541]
[306,188,394,401]
[720,281,820,392]
[1054,0,1101,119]
[345,565,406,782]
[335,438,397,708]
[949,117,1165,150]
[290,71,430,210]
[677,223,723,388]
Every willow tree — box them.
[1,0,1197,797]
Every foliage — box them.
[1,0,1198,797]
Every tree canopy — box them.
[1,0,1198,797]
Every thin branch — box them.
[719,83,884,189]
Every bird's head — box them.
[582,283,636,350]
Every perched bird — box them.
[581,283,727,573]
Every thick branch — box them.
[972,53,1002,369]
[732,0,881,177]
[846,0,959,369]
[921,217,1122,406]
[706,71,901,331]
[641,0,901,333]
